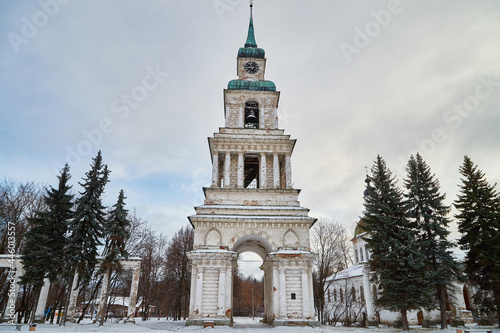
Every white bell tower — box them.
[186,2,318,327]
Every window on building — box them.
[360,285,365,302]
[333,289,337,302]
[373,285,378,301]
[355,249,359,264]
[244,101,259,129]
[360,247,364,261]
[327,290,331,303]
[340,289,343,303]
[365,245,369,260]
[291,293,296,300]
[351,286,356,301]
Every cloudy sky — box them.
[1,1,500,276]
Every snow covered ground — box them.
[0,317,498,333]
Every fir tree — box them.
[404,153,460,328]
[98,189,130,326]
[455,156,500,323]
[21,164,74,287]
[363,155,431,330]
[67,151,110,288]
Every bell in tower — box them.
[244,101,259,129]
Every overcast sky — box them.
[1,1,500,277]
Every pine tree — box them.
[404,153,460,328]
[455,156,500,324]
[67,151,110,288]
[98,189,130,326]
[363,155,432,330]
[21,164,74,287]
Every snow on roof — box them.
[189,249,237,254]
[268,250,312,255]
[326,264,364,281]
[197,205,307,210]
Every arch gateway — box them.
[186,3,318,327]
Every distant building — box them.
[324,178,477,326]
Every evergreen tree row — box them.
[20,151,131,325]
[363,154,499,329]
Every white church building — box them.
[325,178,478,326]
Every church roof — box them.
[238,3,265,59]
[326,264,364,281]
[227,79,276,91]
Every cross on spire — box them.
[244,0,257,48]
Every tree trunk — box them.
[98,269,111,327]
[60,274,74,326]
[77,277,102,323]
[436,285,448,329]
[494,288,500,328]
[401,309,409,331]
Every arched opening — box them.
[231,235,272,324]
[244,154,259,188]
[244,101,259,129]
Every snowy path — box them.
[0,318,498,333]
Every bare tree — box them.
[0,180,45,319]
[137,228,166,320]
[311,219,352,324]
[324,280,364,326]
[163,226,193,320]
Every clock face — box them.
[244,61,259,74]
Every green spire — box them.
[238,2,265,59]
[244,3,257,48]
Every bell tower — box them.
[187,2,318,326]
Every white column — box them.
[96,270,110,323]
[285,154,292,188]
[308,266,315,317]
[127,266,141,320]
[362,264,375,320]
[3,266,22,320]
[211,153,219,187]
[237,153,244,188]
[217,268,226,316]
[272,265,280,319]
[259,107,264,129]
[35,278,51,321]
[239,107,244,128]
[225,265,232,317]
[188,266,197,317]
[194,269,204,316]
[260,153,267,188]
[279,268,287,317]
[224,152,231,187]
[273,154,280,188]
[301,268,310,317]
[67,271,79,322]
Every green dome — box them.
[354,219,367,237]
[228,79,276,91]
[238,47,265,59]
[237,4,265,59]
